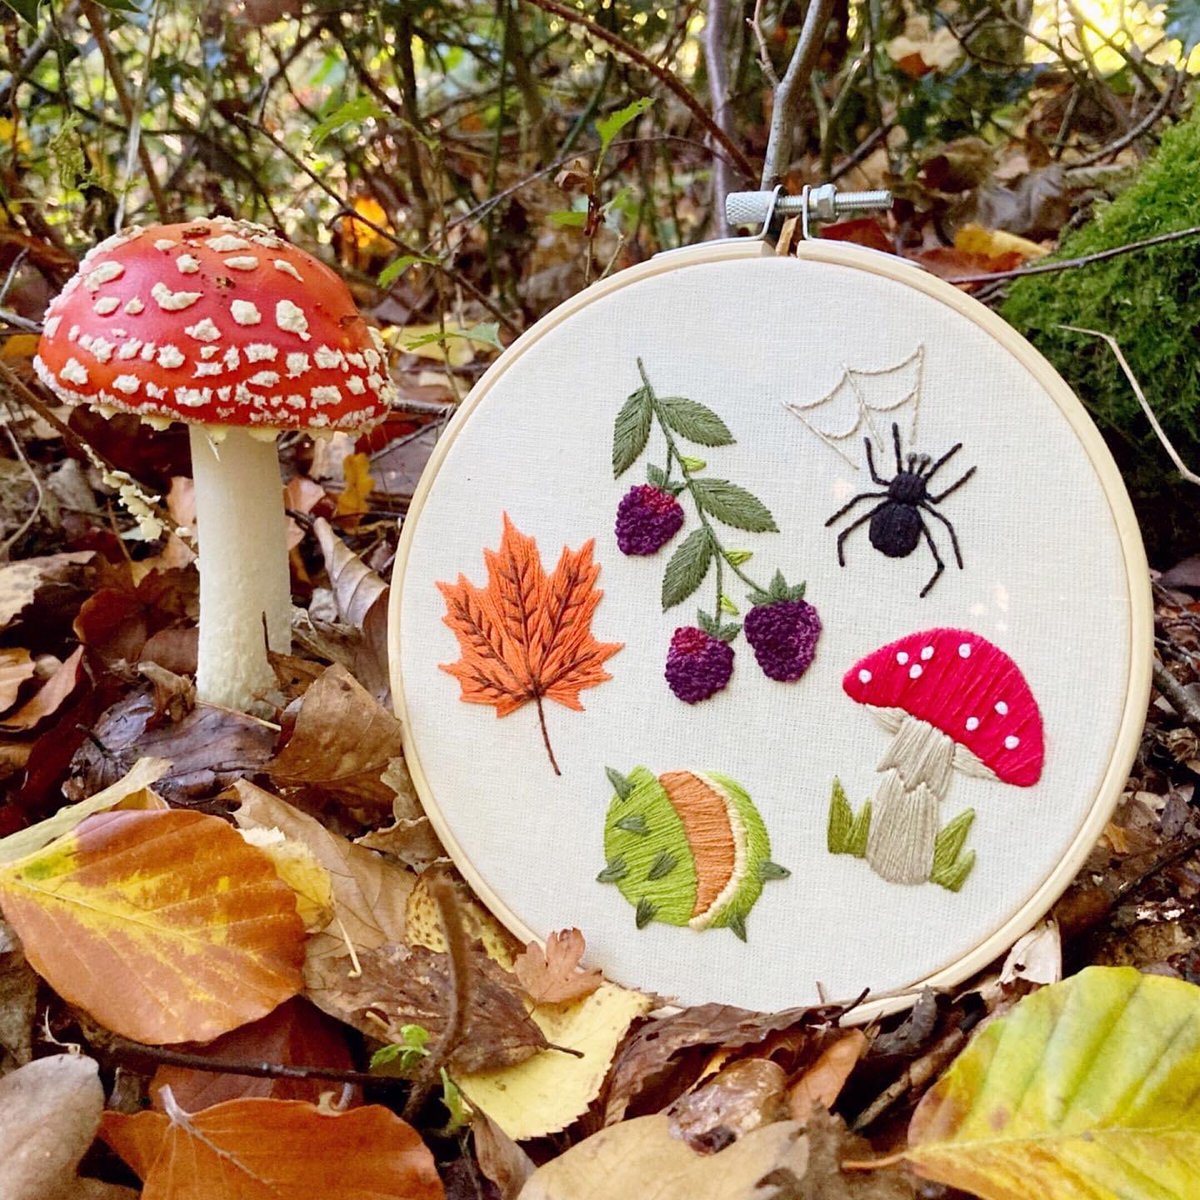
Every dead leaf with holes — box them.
[102,1095,444,1200]
[513,928,603,1006]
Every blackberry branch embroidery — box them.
[613,359,822,704]
[437,514,623,775]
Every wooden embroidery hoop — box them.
[388,235,1153,1020]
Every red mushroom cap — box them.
[33,218,394,431]
[843,628,1044,786]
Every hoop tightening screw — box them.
[725,184,893,231]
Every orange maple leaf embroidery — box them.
[438,515,623,774]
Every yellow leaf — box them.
[380,323,475,366]
[0,810,305,1044]
[334,452,375,520]
[406,872,520,969]
[955,223,1048,262]
[239,827,336,932]
[457,982,653,1140]
[905,966,1200,1199]
[0,757,171,865]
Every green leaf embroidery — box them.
[613,387,653,477]
[656,395,736,447]
[635,896,658,928]
[727,910,748,941]
[679,455,707,472]
[597,857,628,883]
[931,810,977,891]
[605,766,634,800]
[647,851,677,881]
[646,464,669,489]
[691,479,778,533]
[827,778,870,858]
[719,594,739,616]
[661,527,714,611]
[724,549,753,566]
[596,97,655,160]
[758,860,790,881]
[616,814,649,835]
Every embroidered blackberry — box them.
[745,598,822,681]
[665,626,734,703]
[615,485,685,555]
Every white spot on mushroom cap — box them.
[896,651,909,665]
[151,282,202,311]
[345,376,366,395]
[93,296,120,316]
[117,340,142,360]
[145,382,166,399]
[157,344,184,369]
[966,716,980,731]
[858,669,872,684]
[68,325,79,342]
[1005,735,1020,750]
[43,316,61,338]
[909,664,922,679]
[223,256,258,271]
[314,346,343,370]
[184,317,221,343]
[176,387,212,408]
[124,297,145,315]
[311,386,341,406]
[230,300,261,326]
[958,643,971,658]
[60,358,89,385]
[920,645,934,660]
[87,337,115,363]
[207,234,251,252]
[274,259,303,281]
[194,362,224,378]
[154,238,176,251]
[248,371,280,388]
[245,343,277,362]
[995,701,1009,716]
[199,345,220,359]
[84,261,124,291]
[112,375,140,395]
[140,342,157,362]
[176,253,201,274]
[286,352,310,378]
[275,299,310,341]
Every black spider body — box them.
[825,423,976,598]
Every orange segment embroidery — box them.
[658,771,738,917]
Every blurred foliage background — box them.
[2,0,1199,559]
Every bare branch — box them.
[703,0,734,234]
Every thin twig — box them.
[1153,659,1200,733]
[1073,68,1178,168]
[79,0,168,221]
[703,0,734,236]
[759,0,837,187]
[114,0,163,230]
[518,0,754,181]
[1061,324,1200,486]
[945,223,1200,285]
[749,0,780,88]
[0,309,40,333]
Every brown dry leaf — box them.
[266,664,402,808]
[669,1058,789,1152]
[0,646,85,732]
[518,1114,808,1200]
[0,809,306,1043]
[474,1111,537,1200]
[285,476,330,551]
[231,780,411,965]
[0,1054,104,1200]
[513,928,603,1006]
[605,1004,817,1123]
[149,997,358,1110]
[0,648,37,715]
[789,1031,868,1123]
[438,515,622,773]
[304,941,547,1072]
[0,551,94,631]
[102,1095,445,1200]
[801,1107,916,1199]
[0,918,37,1069]
[66,692,278,805]
[355,811,445,873]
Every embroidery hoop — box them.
[388,236,1152,1019]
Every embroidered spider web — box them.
[783,345,925,470]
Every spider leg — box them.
[835,503,888,566]
[865,438,887,486]
[923,442,962,481]
[825,491,888,527]
[928,464,977,503]
[918,519,946,598]
[920,502,964,568]
[892,422,904,474]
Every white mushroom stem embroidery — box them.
[831,628,1045,889]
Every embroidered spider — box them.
[825,423,976,598]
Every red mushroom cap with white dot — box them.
[32,218,394,431]
[842,628,1044,786]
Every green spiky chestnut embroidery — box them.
[598,766,789,940]
[612,360,822,704]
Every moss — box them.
[1001,114,1200,563]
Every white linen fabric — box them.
[396,250,1135,1010]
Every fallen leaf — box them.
[669,1058,789,1152]
[954,222,1047,262]
[789,1031,868,1123]
[438,514,622,773]
[0,1054,104,1200]
[458,982,653,1139]
[355,811,445,873]
[0,646,85,732]
[0,551,94,631]
[231,780,411,965]
[238,825,337,932]
[304,941,547,1072]
[517,1114,807,1200]
[149,998,358,1110]
[405,870,521,968]
[513,928,603,1006]
[285,476,331,550]
[0,756,171,865]
[334,451,375,523]
[998,919,1062,986]
[474,1111,536,1200]
[802,1107,915,1199]
[0,809,306,1043]
[869,990,938,1059]
[0,648,37,714]
[905,966,1200,1198]
[605,1003,817,1123]
[266,664,402,808]
[102,1095,444,1200]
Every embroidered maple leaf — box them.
[437,515,623,774]
[513,928,604,1006]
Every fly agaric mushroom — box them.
[33,218,394,710]
[842,628,1044,884]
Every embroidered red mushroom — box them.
[33,218,394,710]
[842,628,1044,884]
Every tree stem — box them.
[535,694,561,775]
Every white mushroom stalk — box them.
[190,427,292,710]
